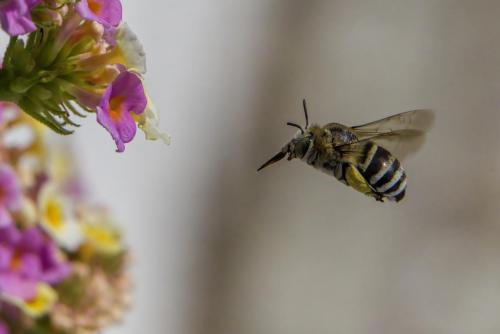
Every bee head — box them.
[288,134,312,160]
[257,99,311,172]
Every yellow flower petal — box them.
[39,184,84,251]
[5,283,57,318]
[83,223,122,255]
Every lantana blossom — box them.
[0,321,8,334]
[139,99,171,145]
[78,207,123,257]
[0,0,169,150]
[0,225,66,318]
[0,3,138,330]
[2,281,57,318]
[112,22,147,74]
[0,0,40,36]
[0,225,71,285]
[76,23,147,75]
[75,0,122,28]
[0,272,36,300]
[0,165,21,226]
[38,184,84,252]
[96,70,147,152]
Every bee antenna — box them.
[286,122,304,134]
[302,98,309,128]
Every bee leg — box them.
[374,194,385,202]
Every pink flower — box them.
[0,321,8,334]
[0,272,37,301]
[0,225,66,317]
[0,165,21,226]
[75,0,122,28]
[0,224,71,289]
[96,71,147,152]
[0,0,41,36]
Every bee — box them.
[257,100,434,202]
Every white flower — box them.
[38,184,84,251]
[116,23,147,74]
[80,207,123,255]
[138,98,171,145]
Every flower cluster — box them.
[0,102,131,334]
[0,0,169,152]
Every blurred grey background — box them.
[69,1,500,333]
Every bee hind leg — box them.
[344,165,384,202]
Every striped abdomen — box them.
[357,142,407,202]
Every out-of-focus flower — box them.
[0,224,67,318]
[0,102,20,126]
[38,184,83,251]
[2,281,57,318]
[96,70,146,152]
[0,165,21,226]
[8,111,47,160]
[82,223,121,255]
[51,263,131,334]
[46,149,69,184]
[0,225,71,285]
[0,320,8,334]
[0,272,37,302]
[0,0,40,36]
[79,208,122,257]
[15,197,37,227]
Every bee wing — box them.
[352,109,435,134]
[349,109,435,160]
[334,141,372,165]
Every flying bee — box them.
[257,100,434,202]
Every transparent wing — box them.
[349,109,435,160]
[334,141,370,166]
[352,109,435,134]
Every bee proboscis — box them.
[258,100,434,202]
